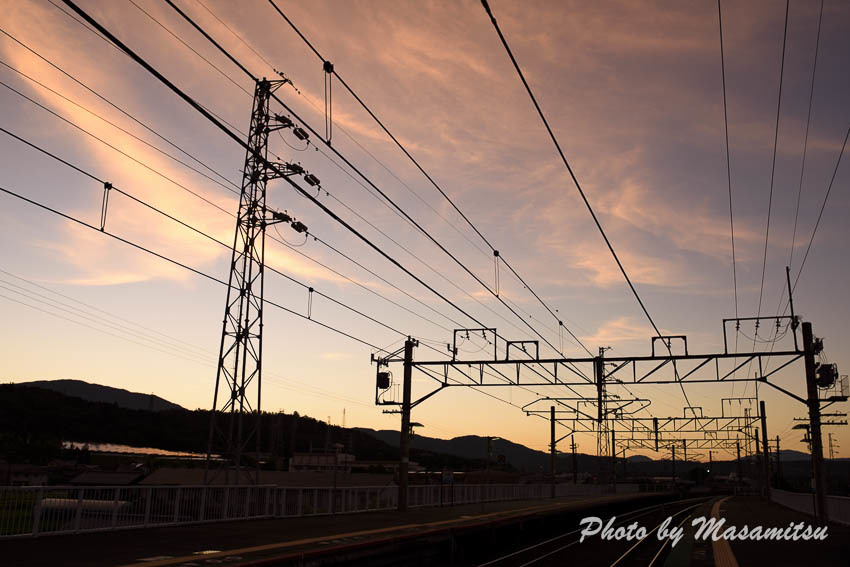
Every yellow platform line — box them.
[121,498,587,567]
[712,496,739,567]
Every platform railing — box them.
[770,488,850,526]
[0,482,639,538]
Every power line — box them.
[0,272,380,410]
[479,0,691,408]
[717,0,738,323]
[790,126,849,294]
[0,76,235,216]
[789,0,824,269]
[0,182,383,353]
[754,0,790,329]
[0,54,459,338]
[73,0,582,386]
[0,24,465,340]
[41,1,259,151]
[0,55,237,192]
[0,26,238,190]
[743,0,790,395]
[64,0,499,335]
[264,0,591,357]
[0,124,453,349]
[717,0,742,397]
[0,268,209,355]
[759,0,825,374]
[0,185,538,412]
[163,0,587,362]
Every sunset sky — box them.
[1,0,849,459]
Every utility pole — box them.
[611,427,617,492]
[571,438,578,484]
[205,78,292,484]
[550,405,556,498]
[709,450,713,475]
[736,441,742,493]
[760,401,770,498]
[776,435,782,487]
[755,429,761,490]
[828,433,834,460]
[398,337,416,512]
[671,444,676,484]
[803,322,827,523]
[595,347,610,485]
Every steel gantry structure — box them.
[374,319,847,520]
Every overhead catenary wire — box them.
[166,0,687,408]
[790,126,849,295]
[165,0,701,413]
[58,0,688,423]
[717,0,738,325]
[789,0,824,269]
[754,0,790,334]
[479,0,692,408]
[744,0,790,393]
[717,0,742,397]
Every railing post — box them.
[73,489,82,533]
[173,487,181,524]
[223,487,230,520]
[32,487,43,536]
[144,488,152,526]
[296,489,303,516]
[199,487,206,522]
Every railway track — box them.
[475,496,714,567]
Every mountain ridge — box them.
[17,379,184,412]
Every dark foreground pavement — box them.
[712,495,849,567]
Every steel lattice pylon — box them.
[205,78,286,484]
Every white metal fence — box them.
[770,489,850,526]
[0,482,636,538]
